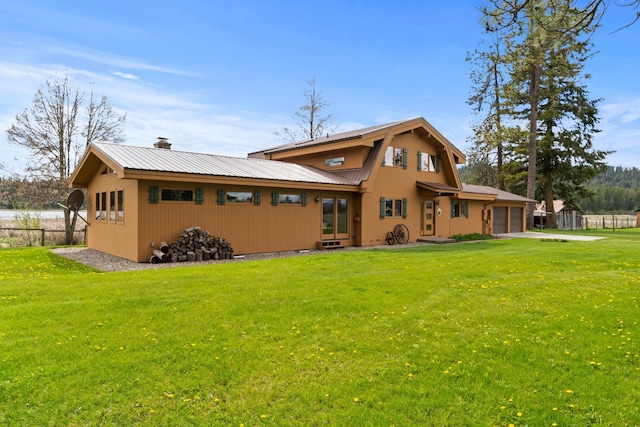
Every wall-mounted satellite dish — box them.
[66,189,85,211]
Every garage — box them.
[493,207,508,234]
[510,207,523,232]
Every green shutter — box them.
[464,201,469,218]
[301,192,307,207]
[417,152,422,171]
[380,197,386,219]
[254,190,261,206]
[402,198,408,219]
[272,191,279,206]
[403,148,408,169]
[195,188,204,205]
[435,155,441,173]
[217,189,225,205]
[149,185,159,204]
[451,200,456,218]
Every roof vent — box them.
[154,137,171,149]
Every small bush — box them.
[450,233,493,242]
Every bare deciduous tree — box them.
[275,78,336,142]
[6,74,126,244]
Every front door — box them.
[422,199,435,236]
[322,197,349,240]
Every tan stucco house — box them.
[69,117,535,262]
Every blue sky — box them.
[1,0,638,173]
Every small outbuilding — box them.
[69,117,536,262]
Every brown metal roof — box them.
[462,184,537,203]
[90,142,359,186]
[417,181,461,194]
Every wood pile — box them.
[149,226,234,263]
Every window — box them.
[380,197,408,219]
[418,152,440,172]
[382,146,408,168]
[385,198,393,217]
[161,189,193,202]
[226,191,253,203]
[451,201,469,218]
[279,194,301,204]
[100,192,107,220]
[394,199,403,217]
[109,191,116,221]
[325,157,345,167]
[117,190,124,222]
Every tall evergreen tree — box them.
[474,0,609,228]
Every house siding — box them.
[87,170,140,262]
[135,180,354,261]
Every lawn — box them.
[1,232,639,426]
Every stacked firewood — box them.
[149,226,234,263]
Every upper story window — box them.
[382,146,408,169]
[325,157,345,167]
[418,152,440,173]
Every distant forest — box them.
[575,166,640,214]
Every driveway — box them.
[496,232,605,241]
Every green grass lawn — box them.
[1,232,639,426]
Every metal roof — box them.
[91,142,359,186]
[251,119,410,155]
[462,184,537,203]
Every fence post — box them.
[40,228,45,246]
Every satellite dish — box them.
[66,189,85,211]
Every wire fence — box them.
[0,226,87,247]
[582,215,637,230]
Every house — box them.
[69,117,535,262]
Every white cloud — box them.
[111,71,138,80]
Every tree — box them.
[275,78,336,142]
[477,0,607,228]
[6,74,126,244]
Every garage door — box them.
[493,207,507,234]
[510,207,523,232]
